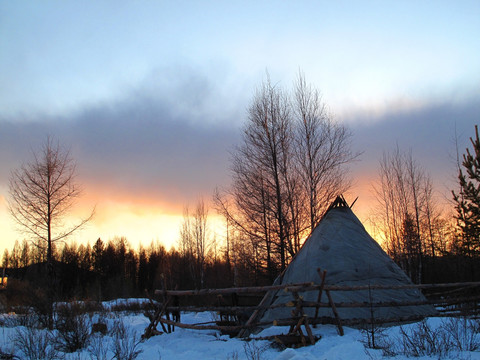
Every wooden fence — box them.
[143,276,480,346]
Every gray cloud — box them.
[1,75,478,212]
[0,76,242,207]
[348,97,480,195]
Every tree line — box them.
[3,225,280,301]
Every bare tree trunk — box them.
[405,152,424,283]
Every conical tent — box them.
[257,196,436,327]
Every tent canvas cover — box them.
[257,197,437,327]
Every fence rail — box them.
[155,281,480,297]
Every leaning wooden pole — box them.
[143,290,169,338]
[161,275,173,333]
[146,289,167,333]
[237,288,273,338]
[313,268,327,328]
[326,290,344,336]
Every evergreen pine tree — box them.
[452,125,480,260]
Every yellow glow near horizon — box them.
[0,194,19,253]
[0,191,228,254]
[0,170,432,255]
[78,206,184,250]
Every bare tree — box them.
[215,78,292,276]
[193,199,209,288]
[179,206,194,260]
[293,72,356,232]
[246,78,291,270]
[372,147,449,283]
[373,148,408,262]
[8,136,93,327]
[8,137,93,266]
[215,74,356,280]
[178,199,211,288]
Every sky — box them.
[1,1,479,253]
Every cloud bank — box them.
[0,75,242,211]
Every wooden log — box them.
[155,297,172,331]
[156,282,314,297]
[151,312,434,339]
[293,320,306,347]
[256,313,430,328]
[291,321,307,347]
[289,291,303,333]
[157,293,480,317]
[157,316,245,331]
[289,290,316,345]
[297,299,433,309]
[291,315,304,334]
[263,314,417,328]
[430,295,480,306]
[160,275,172,333]
[256,313,425,328]
[160,298,328,313]
[267,317,323,328]
[300,330,307,347]
[155,281,480,298]
[287,294,480,309]
[303,315,316,345]
[427,284,479,297]
[326,290,344,336]
[237,287,276,338]
[306,295,480,309]
[143,289,167,337]
[314,268,327,328]
[160,305,257,313]
[324,281,480,292]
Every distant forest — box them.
[2,224,480,303]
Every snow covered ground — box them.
[1,301,480,359]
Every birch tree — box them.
[216,74,356,279]
[294,73,355,232]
